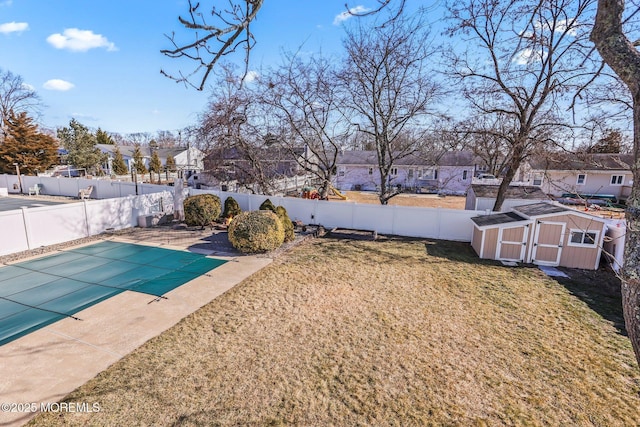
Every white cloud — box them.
[46,28,117,52]
[242,70,259,83]
[21,82,35,91]
[0,21,28,34]
[513,48,547,65]
[43,79,74,91]
[333,6,370,25]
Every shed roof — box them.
[513,202,569,217]
[471,211,527,227]
[471,185,549,200]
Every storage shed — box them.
[465,184,551,211]
[471,202,607,269]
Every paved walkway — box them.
[0,232,272,427]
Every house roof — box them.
[471,211,527,227]
[528,153,634,171]
[337,150,477,167]
[471,185,549,200]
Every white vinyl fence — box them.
[0,192,173,256]
[0,174,174,199]
[0,174,486,257]
[190,188,484,242]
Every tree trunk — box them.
[591,0,640,368]
[492,143,525,211]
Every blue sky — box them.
[0,0,430,135]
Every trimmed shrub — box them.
[222,196,242,219]
[276,205,295,242]
[228,210,284,253]
[259,198,277,213]
[183,194,221,228]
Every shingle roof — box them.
[471,185,549,200]
[337,150,477,167]
[512,202,568,217]
[471,211,527,227]
[528,153,633,171]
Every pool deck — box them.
[0,233,272,427]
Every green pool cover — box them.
[0,241,226,346]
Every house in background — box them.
[334,150,478,195]
[98,145,204,176]
[470,202,607,270]
[517,153,633,203]
[465,184,552,211]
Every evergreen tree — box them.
[57,119,104,174]
[149,150,162,183]
[96,128,114,145]
[132,145,148,175]
[112,145,129,175]
[165,155,176,172]
[0,111,58,174]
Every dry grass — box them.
[328,191,467,209]
[31,237,640,426]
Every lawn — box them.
[31,236,640,426]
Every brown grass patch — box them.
[328,191,467,209]
[31,238,640,426]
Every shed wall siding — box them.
[484,228,499,259]
[471,227,483,257]
[537,213,605,269]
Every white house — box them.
[517,153,633,203]
[334,150,478,195]
[98,145,204,175]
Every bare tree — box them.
[591,0,640,367]
[161,1,406,90]
[0,68,41,137]
[446,0,600,211]
[339,12,442,205]
[199,66,289,194]
[260,53,351,198]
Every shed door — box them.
[497,225,528,262]
[531,221,565,266]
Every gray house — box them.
[334,150,478,195]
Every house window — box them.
[462,170,468,180]
[576,174,586,185]
[390,167,398,176]
[568,230,599,247]
[533,174,543,186]
[408,169,414,179]
[368,167,373,175]
[423,168,438,180]
[338,167,345,177]
[611,175,624,185]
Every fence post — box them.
[83,200,91,237]
[20,207,33,250]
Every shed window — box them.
[576,174,586,185]
[568,230,598,247]
[611,175,624,185]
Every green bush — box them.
[222,196,242,219]
[275,205,295,242]
[228,210,284,253]
[259,198,277,212]
[183,194,221,228]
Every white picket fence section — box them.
[0,191,173,256]
[190,189,483,242]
